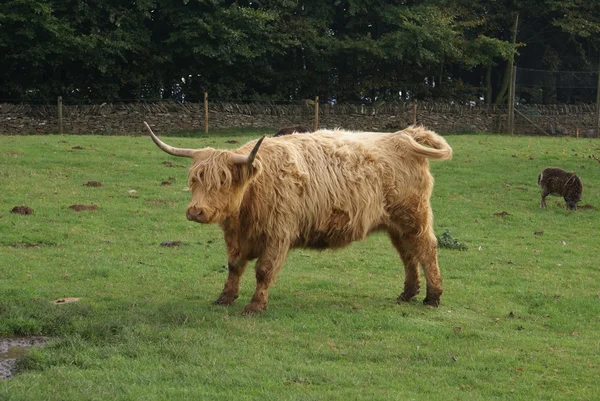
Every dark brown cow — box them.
[538,167,583,210]
[144,122,452,314]
[273,125,312,137]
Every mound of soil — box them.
[10,243,40,248]
[146,199,177,205]
[10,206,33,215]
[69,204,98,212]
[162,161,185,168]
[84,181,102,187]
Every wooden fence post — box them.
[313,96,319,132]
[57,96,63,134]
[507,13,519,135]
[204,92,209,134]
[595,59,600,137]
[508,66,517,135]
[412,101,417,125]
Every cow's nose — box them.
[186,208,204,222]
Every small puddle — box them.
[0,337,46,379]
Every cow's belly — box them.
[294,221,388,250]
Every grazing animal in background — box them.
[144,122,452,314]
[538,167,583,210]
[273,125,312,137]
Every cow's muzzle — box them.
[186,207,209,223]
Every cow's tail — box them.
[399,125,453,161]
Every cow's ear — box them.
[230,162,261,185]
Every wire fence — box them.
[512,67,600,136]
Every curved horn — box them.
[231,136,265,165]
[143,121,196,158]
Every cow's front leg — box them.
[214,258,248,306]
[243,242,289,314]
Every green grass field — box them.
[1,131,599,400]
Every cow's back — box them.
[241,131,433,249]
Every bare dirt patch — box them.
[0,337,47,379]
[52,297,80,304]
[84,181,102,187]
[579,204,596,210]
[493,211,509,217]
[71,146,85,150]
[69,204,98,212]
[160,240,182,247]
[10,206,33,215]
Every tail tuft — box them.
[399,125,453,161]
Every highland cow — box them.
[538,167,583,210]
[144,122,452,314]
[273,125,312,137]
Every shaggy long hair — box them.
[146,123,453,313]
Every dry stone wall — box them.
[0,102,596,136]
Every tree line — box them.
[1,0,598,104]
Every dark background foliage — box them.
[1,0,598,104]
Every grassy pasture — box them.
[1,131,599,400]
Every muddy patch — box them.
[69,204,98,212]
[71,146,85,150]
[493,211,509,217]
[84,181,102,187]
[0,337,46,379]
[10,206,33,215]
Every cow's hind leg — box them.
[388,230,421,302]
[243,242,289,314]
[389,228,443,307]
[214,259,248,306]
[540,189,549,208]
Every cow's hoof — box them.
[214,293,238,306]
[242,302,266,315]
[396,289,420,303]
[423,297,440,307]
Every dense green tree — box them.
[0,0,597,103]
